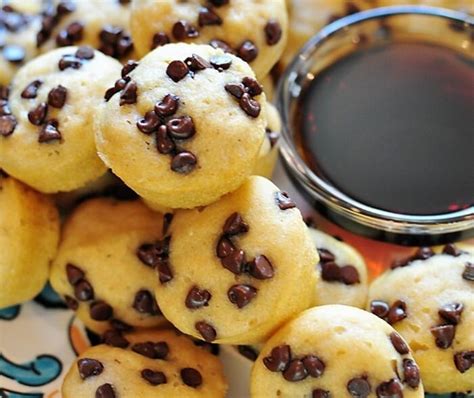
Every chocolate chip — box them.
[66,263,84,286]
[156,125,176,154]
[99,25,122,45]
[96,383,115,398]
[339,265,360,285]
[275,191,296,210]
[77,358,103,379]
[238,40,258,62]
[75,46,94,60]
[64,295,78,310]
[2,44,25,63]
[225,83,245,99]
[376,378,403,398]
[171,151,197,174]
[413,246,434,261]
[370,300,390,319]
[172,20,199,40]
[180,368,202,388]
[47,85,67,108]
[199,6,222,26]
[57,1,76,15]
[209,38,234,53]
[0,115,17,136]
[195,321,216,342]
[185,54,211,71]
[151,32,170,49]
[302,355,325,378]
[317,248,335,263]
[442,243,463,256]
[264,20,282,45]
[228,284,257,308]
[119,80,137,106]
[56,21,84,46]
[166,115,195,140]
[221,249,245,274]
[266,128,279,147]
[347,377,371,398]
[402,358,420,388]
[0,86,9,101]
[166,60,189,82]
[283,359,308,382]
[90,300,113,321]
[263,345,291,372]
[141,369,167,386]
[133,289,160,315]
[38,119,62,143]
[121,60,139,77]
[462,262,474,281]
[453,351,474,373]
[216,236,236,258]
[137,110,160,134]
[21,80,42,99]
[320,262,341,282]
[0,101,10,117]
[136,243,160,267]
[155,94,179,117]
[58,54,82,70]
[431,324,455,349]
[28,102,48,126]
[439,302,464,325]
[74,279,94,301]
[132,341,169,359]
[387,300,407,325]
[158,261,173,283]
[238,345,258,361]
[248,255,274,279]
[239,92,261,117]
[186,286,212,309]
[102,329,129,348]
[104,77,129,101]
[110,318,134,332]
[208,0,229,6]
[242,77,263,97]
[223,212,249,235]
[313,390,330,398]
[389,332,409,355]
[210,54,232,71]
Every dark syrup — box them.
[296,41,474,215]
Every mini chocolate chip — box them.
[38,119,61,143]
[142,369,167,386]
[151,32,170,49]
[216,236,236,258]
[172,20,199,40]
[195,321,216,342]
[266,128,280,147]
[64,295,78,310]
[370,300,390,319]
[265,20,282,45]
[78,358,103,379]
[238,40,258,62]
[209,0,229,6]
[119,80,137,105]
[90,300,113,321]
[248,255,274,279]
[186,286,212,309]
[431,324,455,349]
[283,359,308,382]
[0,86,9,100]
[242,77,263,96]
[121,60,139,77]
[210,54,232,71]
[223,212,249,235]
[21,80,43,98]
[57,1,76,16]
[133,289,160,315]
[320,262,341,282]
[263,345,291,372]
[339,265,360,285]
[209,38,234,53]
[155,94,179,117]
[137,110,160,134]
[104,77,129,101]
[56,21,84,46]
[152,342,170,359]
[58,54,82,70]
[389,332,409,355]
[453,351,474,373]
[0,100,10,116]
[156,125,176,154]
[225,83,245,99]
[317,248,336,263]
[238,345,258,361]
[185,54,211,71]
[275,191,296,210]
[28,102,48,126]
[442,243,463,256]
[0,114,16,136]
[402,358,420,388]
[166,115,195,140]
[74,279,94,301]
[3,44,25,63]
[239,92,261,117]
[48,85,67,108]
[376,378,403,398]
[66,263,85,285]
[413,246,434,261]
[171,151,197,174]
[132,341,169,359]
[167,60,189,82]
[99,25,123,45]
[96,383,115,398]
[75,46,94,60]
[462,262,474,281]
[387,300,407,325]
[102,329,129,348]
[180,367,202,388]
[313,389,330,398]
[439,302,464,325]
[347,377,371,398]
[157,261,173,283]
[199,6,222,26]
[110,318,134,332]
[228,284,257,308]
[302,355,325,378]
[221,249,245,274]
[136,243,160,267]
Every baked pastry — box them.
[309,227,368,308]
[0,46,121,193]
[62,328,228,397]
[50,198,169,334]
[154,176,318,344]
[95,43,266,209]
[0,172,60,308]
[368,244,474,393]
[251,305,425,397]
[130,0,288,79]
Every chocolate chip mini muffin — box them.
[62,328,228,397]
[368,244,474,393]
[50,198,169,334]
[95,43,267,209]
[0,46,121,193]
[0,173,60,308]
[309,227,368,309]
[36,0,135,62]
[130,0,288,79]
[153,176,318,344]
[251,305,425,398]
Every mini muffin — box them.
[62,328,228,397]
[0,172,60,308]
[154,176,318,344]
[130,0,288,79]
[50,198,169,334]
[95,43,266,209]
[309,227,368,308]
[251,305,425,398]
[0,46,122,193]
[368,244,474,393]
